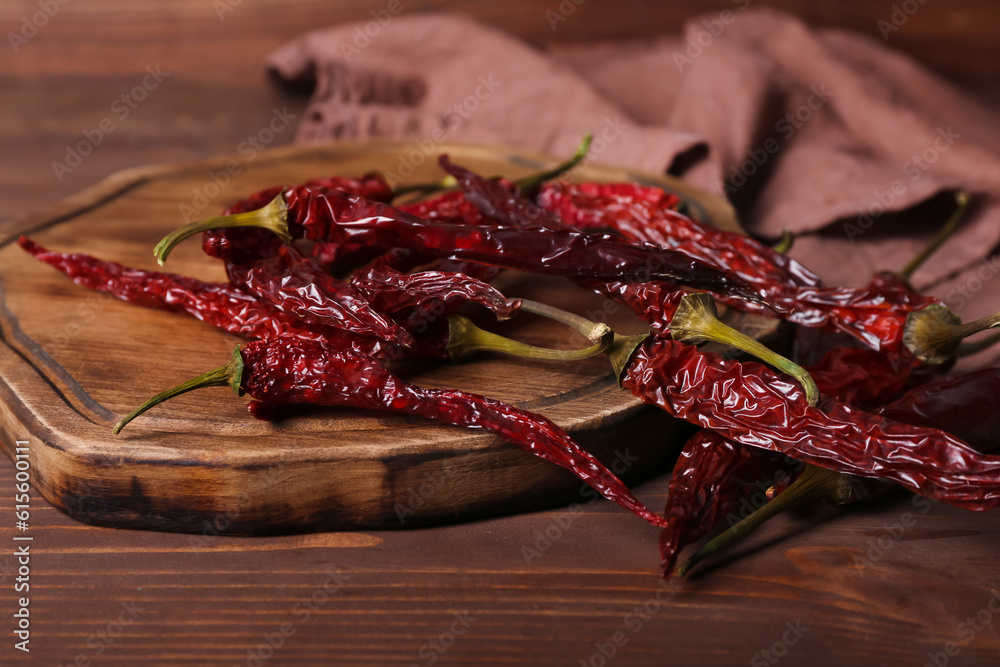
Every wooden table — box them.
[2,2,1000,664]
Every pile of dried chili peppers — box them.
[22,135,1000,578]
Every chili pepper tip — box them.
[154,195,290,265]
[675,465,851,578]
[113,346,245,435]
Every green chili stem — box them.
[772,229,794,255]
[113,346,245,435]
[670,293,819,406]
[389,175,459,201]
[154,195,289,266]
[677,465,851,577]
[900,192,972,281]
[446,315,611,362]
[514,133,592,193]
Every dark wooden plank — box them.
[1,457,999,665]
[3,2,1000,664]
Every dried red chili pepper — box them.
[548,185,992,364]
[227,244,415,346]
[675,358,1000,577]
[18,236,400,353]
[658,342,914,576]
[877,368,1000,450]
[111,336,669,528]
[538,180,822,288]
[619,335,1000,511]
[658,430,796,575]
[20,237,555,363]
[593,289,819,404]
[350,256,519,329]
[154,187,775,309]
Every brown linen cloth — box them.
[268,10,1000,368]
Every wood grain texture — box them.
[0,139,752,533]
[2,3,1000,665]
[0,456,998,666]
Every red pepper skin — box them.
[538,181,822,288]
[584,280,687,332]
[228,244,415,346]
[208,174,392,274]
[19,237,447,359]
[439,156,554,229]
[658,431,793,575]
[399,189,490,226]
[535,181,947,353]
[279,186,770,307]
[877,369,1000,451]
[396,190,503,282]
[238,335,669,528]
[805,347,916,411]
[351,258,519,327]
[623,335,1000,511]
[657,344,909,575]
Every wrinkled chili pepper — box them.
[538,180,822,288]
[658,430,796,575]
[111,336,669,528]
[675,357,1000,577]
[18,236,405,355]
[21,237,606,367]
[621,335,1000,511]
[658,342,913,575]
[544,183,993,364]
[350,255,519,327]
[878,368,1000,450]
[155,186,777,309]
[227,243,415,346]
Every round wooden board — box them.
[0,140,758,534]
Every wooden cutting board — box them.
[0,140,760,535]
